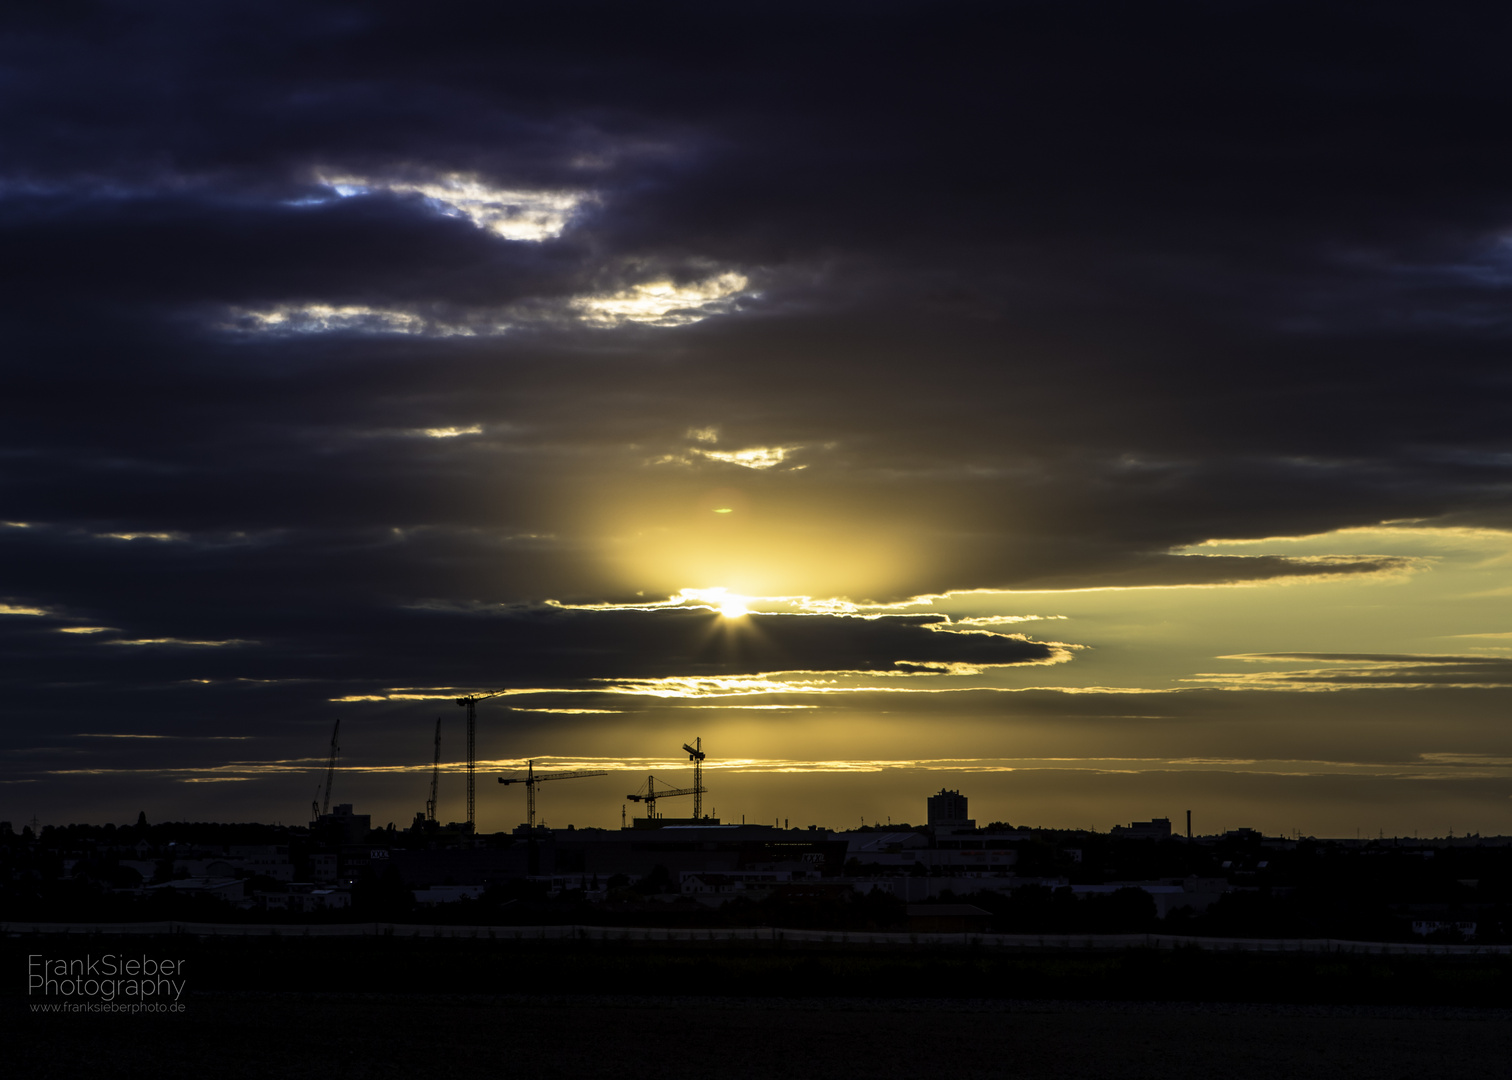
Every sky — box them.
[4,1,1512,837]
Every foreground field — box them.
[9,934,1512,1076]
[11,992,1512,1079]
[12,932,1512,1005]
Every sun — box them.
[677,586,754,618]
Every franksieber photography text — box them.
[29,954,187,1003]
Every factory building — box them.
[1111,818,1172,840]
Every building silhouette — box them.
[927,789,974,832]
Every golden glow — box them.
[104,637,254,647]
[719,597,749,618]
[713,507,733,514]
[54,753,1512,783]
[547,587,1058,622]
[602,519,912,601]
[0,603,47,616]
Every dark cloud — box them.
[0,592,1061,735]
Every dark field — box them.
[9,936,1512,1077]
[11,933,1512,1004]
[11,993,1512,1079]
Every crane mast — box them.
[425,716,442,824]
[320,717,340,816]
[455,689,508,831]
[462,698,476,828]
[683,738,705,820]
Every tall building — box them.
[927,788,974,831]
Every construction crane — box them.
[455,689,509,830]
[497,760,607,829]
[683,737,706,820]
[424,717,442,824]
[313,717,340,821]
[626,774,706,820]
